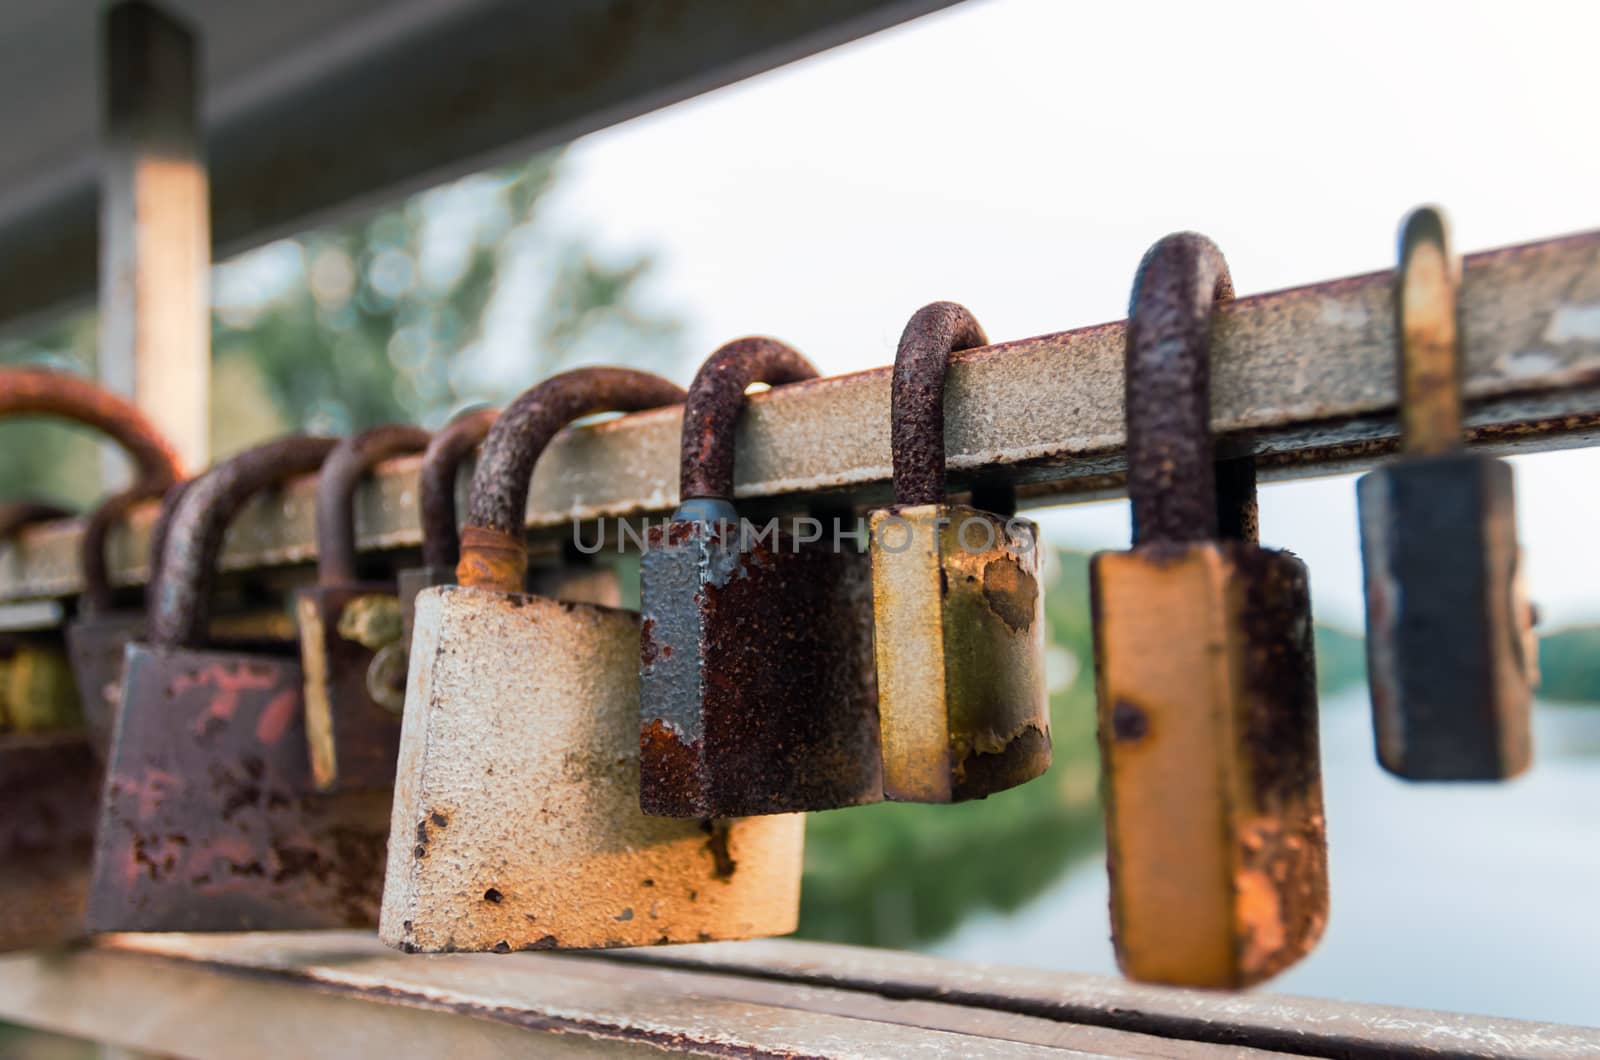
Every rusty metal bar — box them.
[98,1,210,472]
[2,227,1600,603]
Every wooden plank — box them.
[610,939,1600,1060]
[3,228,1600,603]
[0,932,1273,1059]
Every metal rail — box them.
[0,933,1591,1058]
[2,226,1599,603]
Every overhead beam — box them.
[2,227,1599,602]
[0,0,962,334]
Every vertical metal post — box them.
[99,1,209,473]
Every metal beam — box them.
[0,0,963,334]
[3,227,1600,602]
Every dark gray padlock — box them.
[639,338,882,818]
[1357,206,1537,781]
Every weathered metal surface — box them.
[7,227,1600,601]
[0,502,72,538]
[871,505,1048,802]
[382,586,804,953]
[0,367,184,487]
[87,434,389,933]
[1090,234,1326,988]
[0,732,98,952]
[621,938,1600,1060]
[298,425,428,793]
[1359,209,1535,781]
[871,301,1049,804]
[641,518,883,816]
[641,339,881,817]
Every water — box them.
[932,690,1600,1027]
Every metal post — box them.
[98,1,209,474]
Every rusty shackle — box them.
[1396,206,1464,458]
[677,337,818,517]
[889,302,989,508]
[458,368,686,593]
[0,368,183,488]
[315,425,431,587]
[151,436,338,649]
[1124,233,1237,547]
[420,407,498,572]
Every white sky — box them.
[536,0,1600,630]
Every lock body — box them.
[0,733,99,950]
[870,504,1049,802]
[86,643,390,932]
[298,583,406,791]
[382,585,803,952]
[1091,541,1327,988]
[639,519,881,818]
[66,614,143,756]
[1358,452,1534,779]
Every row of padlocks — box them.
[0,206,1537,990]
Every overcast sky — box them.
[537,0,1600,630]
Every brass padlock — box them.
[1090,233,1328,989]
[1358,206,1536,780]
[298,425,430,792]
[639,338,882,817]
[86,435,392,932]
[382,367,803,954]
[870,302,1050,803]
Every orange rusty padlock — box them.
[1090,233,1328,989]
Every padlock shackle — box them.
[1125,233,1235,547]
[77,480,179,615]
[419,407,498,572]
[0,368,184,489]
[678,337,818,507]
[0,500,73,538]
[459,367,685,593]
[1396,206,1464,457]
[314,425,431,586]
[150,435,338,650]
[889,302,989,508]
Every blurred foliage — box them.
[0,147,683,496]
[1534,625,1600,703]
[796,547,1370,948]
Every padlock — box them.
[86,435,393,932]
[869,302,1050,803]
[0,502,98,951]
[297,424,430,792]
[1,367,185,747]
[1090,233,1328,989]
[382,367,803,954]
[639,338,882,817]
[67,479,189,758]
[1358,207,1536,780]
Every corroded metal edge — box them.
[6,228,1600,601]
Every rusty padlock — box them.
[870,302,1050,803]
[639,338,882,817]
[1359,206,1536,781]
[0,502,98,951]
[1090,233,1328,989]
[297,425,430,792]
[382,367,803,953]
[86,435,392,933]
[67,479,190,758]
